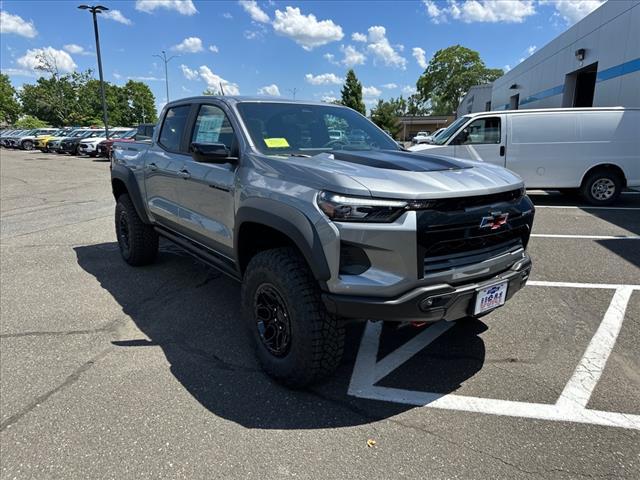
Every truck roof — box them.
[165,95,346,108]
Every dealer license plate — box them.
[474,281,508,315]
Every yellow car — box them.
[36,128,77,152]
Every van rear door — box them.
[451,115,505,167]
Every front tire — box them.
[115,194,158,266]
[580,170,622,205]
[241,248,345,388]
[22,140,34,151]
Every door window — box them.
[191,104,235,149]
[453,117,501,145]
[158,105,190,152]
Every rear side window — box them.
[191,104,235,149]
[159,105,190,152]
[453,117,501,145]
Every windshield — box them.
[432,116,469,145]
[108,130,135,139]
[69,130,89,137]
[236,102,399,156]
[84,130,105,138]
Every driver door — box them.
[452,116,505,166]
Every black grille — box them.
[424,237,523,275]
[417,188,523,212]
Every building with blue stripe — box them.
[461,1,639,116]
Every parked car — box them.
[34,127,76,152]
[409,107,640,205]
[0,129,20,147]
[412,131,430,144]
[111,96,534,386]
[78,128,131,157]
[328,129,346,141]
[2,129,34,148]
[58,129,105,155]
[425,127,447,143]
[96,129,137,158]
[15,128,58,150]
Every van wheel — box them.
[115,194,158,266]
[241,247,345,388]
[580,170,622,206]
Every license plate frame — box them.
[473,281,508,315]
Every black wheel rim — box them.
[254,284,292,357]
[118,211,131,256]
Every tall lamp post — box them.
[153,50,178,102]
[78,4,109,138]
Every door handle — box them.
[499,145,505,157]
[148,162,158,171]
[178,169,191,179]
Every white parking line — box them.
[557,286,634,409]
[531,233,640,240]
[348,282,640,430]
[527,190,640,196]
[535,205,640,211]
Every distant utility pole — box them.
[153,50,178,102]
[287,88,298,100]
[78,4,109,138]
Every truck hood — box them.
[262,149,523,199]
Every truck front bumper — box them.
[322,255,531,322]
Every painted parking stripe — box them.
[527,190,640,195]
[348,282,640,429]
[531,233,640,240]
[535,205,640,211]
[557,286,634,409]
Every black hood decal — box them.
[331,149,469,172]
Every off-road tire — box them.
[241,247,345,388]
[580,170,622,206]
[115,194,158,266]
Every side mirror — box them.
[191,142,237,163]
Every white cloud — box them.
[1,68,36,77]
[381,83,398,89]
[351,32,367,42]
[412,47,428,69]
[181,64,240,95]
[340,44,366,67]
[503,64,511,72]
[540,0,605,25]
[0,10,37,37]
[304,73,344,85]
[423,0,536,24]
[181,85,192,93]
[321,95,338,103]
[63,44,85,54]
[113,72,122,79]
[223,12,233,19]
[257,84,281,96]
[402,85,417,95]
[209,45,219,53]
[324,53,336,64]
[366,25,406,69]
[238,0,270,23]
[198,65,240,95]
[17,46,77,73]
[180,64,199,80]
[103,9,133,25]
[172,37,204,53]
[128,75,163,81]
[273,6,344,50]
[527,45,537,56]
[135,0,197,16]
[362,86,381,97]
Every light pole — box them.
[153,50,178,102]
[287,87,298,100]
[78,4,109,138]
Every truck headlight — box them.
[317,191,408,223]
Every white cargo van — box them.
[409,108,639,205]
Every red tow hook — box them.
[410,321,428,328]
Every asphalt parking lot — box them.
[1,148,639,479]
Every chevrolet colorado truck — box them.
[111,96,534,387]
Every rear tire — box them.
[115,194,158,266]
[22,140,34,151]
[580,170,622,206]
[241,247,345,388]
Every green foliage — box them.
[18,55,157,127]
[340,69,365,115]
[369,98,405,138]
[0,74,22,125]
[15,115,49,129]
[416,45,503,115]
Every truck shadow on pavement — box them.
[74,241,486,429]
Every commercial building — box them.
[397,115,454,141]
[456,84,493,117]
[460,1,639,114]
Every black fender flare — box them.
[235,202,332,282]
[111,164,152,224]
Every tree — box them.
[370,97,405,138]
[15,115,49,129]
[416,45,503,115]
[123,80,157,125]
[0,74,21,125]
[340,69,365,115]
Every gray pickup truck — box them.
[110,96,534,387]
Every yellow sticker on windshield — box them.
[264,137,290,148]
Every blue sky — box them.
[1,0,607,112]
